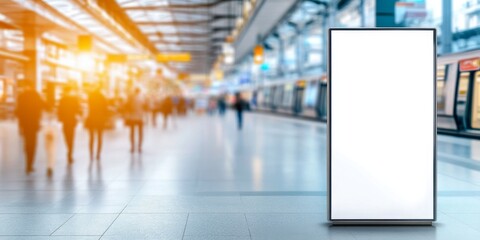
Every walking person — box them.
[160,95,174,129]
[178,96,187,116]
[124,88,146,153]
[44,110,58,176]
[233,92,248,130]
[217,95,227,116]
[150,96,160,127]
[57,86,81,164]
[85,87,108,161]
[16,81,46,174]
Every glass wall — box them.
[453,0,480,52]
[226,0,380,84]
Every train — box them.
[245,49,480,139]
[247,76,327,121]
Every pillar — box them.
[23,28,42,91]
[375,0,399,27]
[296,29,303,76]
[441,0,452,54]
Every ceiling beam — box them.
[153,40,212,45]
[212,27,234,32]
[149,32,211,38]
[136,20,211,26]
[122,0,242,10]
[134,14,239,26]
[94,0,157,53]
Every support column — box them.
[323,15,328,73]
[296,29,303,76]
[359,0,365,27]
[441,0,452,54]
[23,29,42,91]
[277,35,285,77]
[375,0,399,27]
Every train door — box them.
[455,72,471,130]
[471,71,480,129]
[263,87,271,108]
[274,86,284,110]
[455,57,479,130]
[437,65,447,113]
[293,81,306,114]
[316,82,327,119]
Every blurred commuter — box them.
[57,86,81,163]
[125,88,146,153]
[177,96,187,116]
[233,92,248,130]
[44,110,58,176]
[85,87,108,161]
[207,98,217,115]
[217,95,227,116]
[16,81,46,174]
[150,96,160,127]
[160,96,174,129]
[172,95,180,114]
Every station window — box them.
[437,65,447,113]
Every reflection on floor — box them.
[1,112,480,239]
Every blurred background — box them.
[0,0,474,110]
[1,1,480,239]
[0,0,479,136]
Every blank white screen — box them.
[330,30,435,220]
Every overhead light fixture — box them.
[224,55,234,65]
[243,1,253,17]
[236,17,244,28]
[253,44,264,65]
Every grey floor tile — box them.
[246,213,351,239]
[52,214,117,236]
[0,237,100,240]
[74,205,126,214]
[438,197,480,213]
[124,196,244,213]
[1,114,480,239]
[184,213,250,237]
[103,214,187,239]
[241,196,326,213]
[0,214,72,235]
[447,213,480,232]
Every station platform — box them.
[0,112,480,239]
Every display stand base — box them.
[330,221,433,226]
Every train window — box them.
[283,84,293,107]
[274,86,283,107]
[471,71,480,129]
[303,82,318,108]
[458,72,470,101]
[437,65,447,113]
[263,88,270,106]
[455,72,471,130]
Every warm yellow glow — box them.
[236,17,244,28]
[64,53,76,67]
[243,1,252,16]
[253,45,264,64]
[156,53,191,62]
[214,70,224,80]
[128,54,150,61]
[77,53,95,71]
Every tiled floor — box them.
[1,112,480,239]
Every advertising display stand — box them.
[328,28,436,225]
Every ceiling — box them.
[116,0,244,74]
